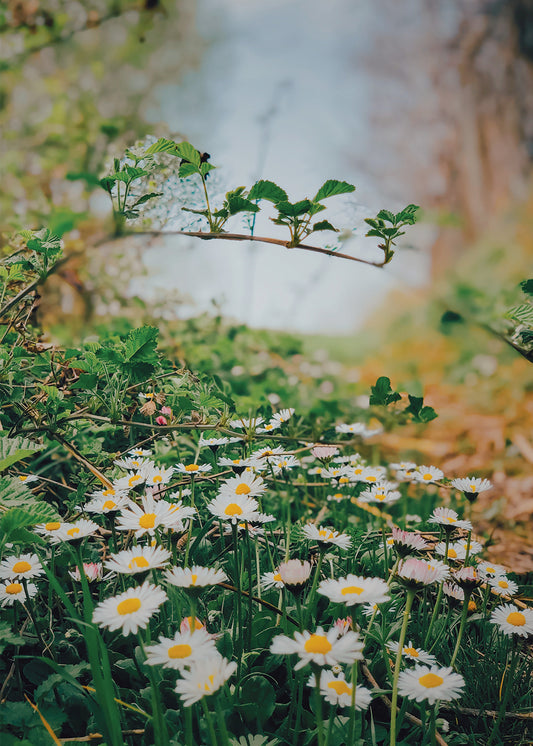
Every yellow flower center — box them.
[339,477,350,484]
[334,493,343,500]
[167,644,192,659]
[506,612,525,627]
[486,567,496,574]
[6,582,23,595]
[185,616,203,630]
[12,561,32,574]
[117,598,142,615]
[185,464,199,472]
[191,574,198,585]
[419,673,444,688]
[445,517,457,524]
[354,468,363,475]
[67,527,80,537]
[103,489,115,496]
[232,459,241,464]
[139,513,156,529]
[128,475,142,487]
[235,483,251,495]
[224,503,243,516]
[469,485,477,492]
[153,475,163,483]
[404,647,419,657]
[497,581,508,589]
[273,573,282,582]
[128,556,149,569]
[448,548,457,559]
[365,476,377,482]
[304,634,332,654]
[203,674,215,692]
[422,473,432,481]
[45,522,61,531]
[375,493,386,501]
[341,586,364,596]
[19,476,28,481]
[103,500,116,510]
[318,530,334,540]
[468,600,477,612]
[327,680,351,696]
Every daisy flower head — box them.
[84,493,129,514]
[206,493,260,524]
[318,575,390,606]
[69,562,103,583]
[162,497,196,529]
[397,558,449,589]
[451,477,492,502]
[175,653,237,706]
[199,435,233,449]
[92,581,167,635]
[230,416,264,431]
[218,456,260,474]
[165,565,227,590]
[489,577,519,597]
[17,474,39,484]
[52,519,100,544]
[129,448,152,457]
[278,559,312,594]
[357,466,387,485]
[490,603,533,637]
[476,561,507,581]
[116,493,177,537]
[114,456,153,471]
[113,470,146,492]
[0,553,44,580]
[452,566,482,591]
[359,485,401,505]
[175,462,212,476]
[443,582,464,601]
[217,471,266,500]
[398,665,464,704]
[144,465,175,488]
[270,625,364,670]
[457,538,483,556]
[0,580,38,606]
[308,671,372,710]
[104,545,171,575]
[435,541,467,562]
[144,627,216,670]
[34,520,66,540]
[334,617,353,635]
[414,466,444,485]
[335,422,366,436]
[270,455,301,474]
[180,616,205,633]
[428,507,472,532]
[251,445,287,461]
[256,421,281,434]
[270,408,295,425]
[391,528,429,558]
[327,492,350,503]
[302,524,351,551]
[261,571,285,590]
[311,445,339,461]
[389,461,417,474]
[388,641,437,666]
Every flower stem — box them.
[137,632,170,746]
[347,660,359,744]
[424,580,444,647]
[305,549,325,627]
[390,589,415,746]
[314,668,325,746]
[201,698,219,746]
[231,522,243,681]
[21,578,49,657]
[184,707,193,746]
[214,696,231,746]
[450,589,472,668]
[486,640,518,746]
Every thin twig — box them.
[440,704,533,721]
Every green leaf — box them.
[227,196,260,216]
[200,162,216,176]
[314,180,355,201]
[0,435,43,472]
[174,142,201,166]
[66,172,102,187]
[520,279,533,296]
[144,137,180,156]
[0,621,25,654]
[276,200,313,217]
[405,395,438,423]
[132,192,163,207]
[124,326,159,362]
[0,503,60,534]
[312,220,338,232]
[0,476,41,510]
[369,376,402,406]
[507,304,533,325]
[238,675,276,726]
[99,176,116,193]
[248,180,288,203]
[377,209,395,223]
[178,162,199,178]
[396,204,420,223]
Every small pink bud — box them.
[155,416,167,425]
[161,406,172,416]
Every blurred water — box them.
[142,0,433,333]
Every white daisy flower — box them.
[456,538,483,556]
[261,571,285,590]
[104,545,172,575]
[113,471,146,491]
[84,494,129,514]
[34,520,65,539]
[116,494,177,537]
[251,445,287,460]
[405,514,422,524]
[217,472,267,499]
[114,457,153,471]
[443,582,464,601]
[279,559,312,591]
[162,499,196,530]
[451,477,492,498]
[69,562,103,582]
[435,542,467,562]
[397,558,449,588]
[302,524,351,551]
[206,493,260,524]
[397,665,464,704]
[388,641,437,666]
[270,626,364,670]
[164,565,227,588]
[428,507,472,532]
[452,566,482,591]
[318,575,389,606]
[0,580,38,606]
[16,474,39,484]
[327,492,350,503]
[256,421,281,434]
[413,466,444,484]
[391,528,429,557]
[175,653,237,706]
[218,456,261,472]
[335,423,366,435]
[490,603,533,637]
[270,455,301,474]
[476,561,506,581]
[270,408,295,425]
[92,581,167,635]
[144,628,216,670]
[144,466,175,487]
[308,671,372,709]
[0,553,44,580]
[199,436,232,448]
[355,466,388,485]
[229,416,264,430]
[489,577,519,597]
[52,519,100,544]
[389,461,417,474]
[129,448,152,457]
[359,485,401,505]
[88,486,130,501]
[180,616,206,633]
[174,462,212,475]
[321,466,354,483]
[311,445,339,460]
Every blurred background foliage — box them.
[1,0,533,571]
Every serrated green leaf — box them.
[178,162,199,178]
[0,622,25,654]
[314,180,355,202]
[248,180,288,203]
[369,376,402,406]
[405,395,438,423]
[312,220,338,232]
[227,196,260,216]
[0,503,60,534]
[507,304,533,325]
[0,435,43,472]
[276,200,313,217]
[175,142,201,166]
[520,279,533,296]
[124,326,159,362]
[132,192,163,208]
[143,137,180,156]
[377,209,395,223]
